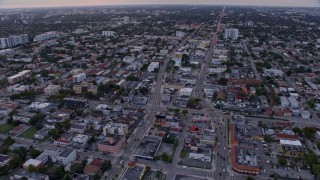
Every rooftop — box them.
[59,148,75,158]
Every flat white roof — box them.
[23,159,42,166]
[280,139,302,146]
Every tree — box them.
[139,87,149,95]
[62,120,71,130]
[182,109,188,116]
[14,147,27,161]
[307,99,316,109]
[126,75,139,81]
[48,129,58,136]
[264,135,273,142]
[278,157,287,166]
[218,78,228,86]
[93,174,101,180]
[292,127,302,135]
[312,164,320,178]
[40,70,49,77]
[29,149,41,158]
[101,160,112,172]
[55,166,66,178]
[70,163,84,174]
[161,152,172,163]
[29,113,46,125]
[62,174,72,180]
[37,166,47,174]
[307,152,318,166]
[35,123,43,130]
[3,136,15,146]
[303,127,316,140]
[28,165,36,173]
[81,160,88,167]
[173,108,180,114]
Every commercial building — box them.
[0,34,28,49]
[13,112,35,123]
[179,88,193,97]
[73,73,86,83]
[23,159,43,170]
[102,31,115,37]
[230,122,261,175]
[73,82,97,95]
[34,128,48,139]
[287,96,299,108]
[44,85,61,96]
[63,97,88,109]
[147,62,159,72]
[280,96,289,108]
[28,102,52,113]
[33,31,58,42]
[7,70,32,84]
[12,169,49,180]
[70,124,86,134]
[176,31,186,38]
[263,68,283,77]
[279,139,302,147]
[57,148,77,165]
[134,136,162,161]
[98,135,126,154]
[189,150,211,162]
[224,28,239,40]
[103,122,128,136]
[301,110,311,119]
[72,134,89,146]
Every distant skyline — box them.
[0,0,320,9]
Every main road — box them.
[107,29,200,180]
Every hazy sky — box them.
[0,0,319,8]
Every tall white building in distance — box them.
[75,29,88,34]
[34,31,58,42]
[123,16,129,24]
[102,31,115,37]
[176,31,186,38]
[0,34,29,49]
[224,28,239,41]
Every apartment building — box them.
[7,70,32,84]
[103,122,128,136]
[0,34,28,48]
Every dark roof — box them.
[59,148,75,158]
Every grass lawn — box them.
[19,127,37,139]
[0,123,15,134]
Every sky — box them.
[0,0,319,9]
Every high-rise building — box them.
[102,31,115,37]
[0,34,29,49]
[123,16,129,24]
[224,28,239,41]
[33,32,58,42]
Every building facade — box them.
[0,34,28,49]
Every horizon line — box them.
[0,3,319,10]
